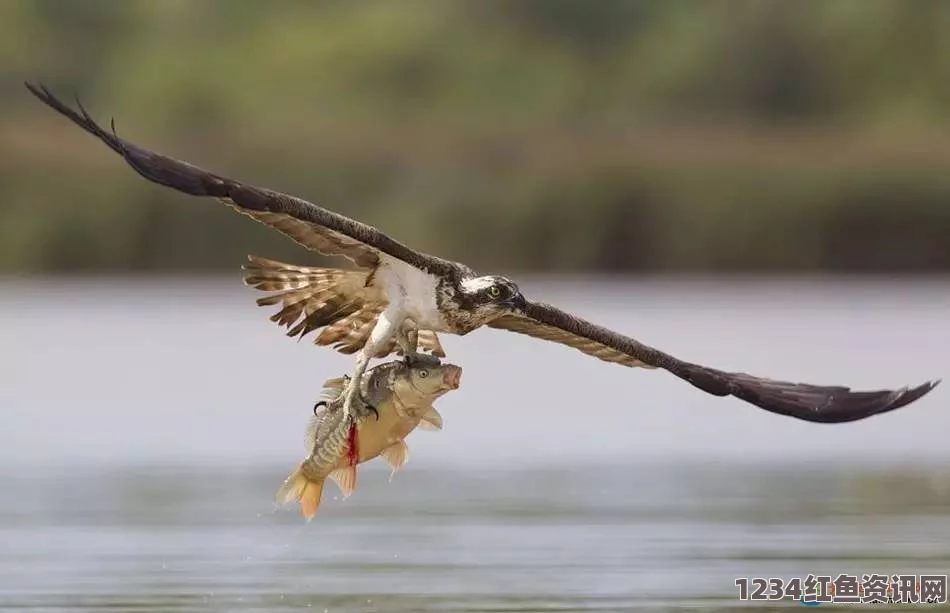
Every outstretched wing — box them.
[488,301,940,424]
[24,82,461,277]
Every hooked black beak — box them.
[506,294,527,312]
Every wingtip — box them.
[911,378,941,395]
[919,378,942,397]
[874,378,942,417]
[23,80,48,101]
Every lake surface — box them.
[1,277,948,611]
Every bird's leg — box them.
[396,322,421,365]
[340,309,398,420]
[340,350,374,420]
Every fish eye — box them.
[487,286,501,299]
[417,369,428,378]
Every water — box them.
[1,277,948,611]
[2,461,950,611]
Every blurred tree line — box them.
[2,0,950,275]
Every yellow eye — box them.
[488,286,501,298]
[417,369,428,378]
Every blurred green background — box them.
[3,0,950,275]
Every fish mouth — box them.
[441,365,462,390]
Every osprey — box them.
[25,82,939,425]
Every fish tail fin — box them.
[275,464,326,521]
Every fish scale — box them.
[276,355,462,520]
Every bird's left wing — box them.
[24,82,460,277]
[488,301,940,424]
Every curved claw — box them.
[357,387,380,421]
[352,380,379,421]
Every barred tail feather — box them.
[318,308,446,357]
[242,254,446,358]
[242,255,369,341]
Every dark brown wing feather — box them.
[24,82,461,277]
[489,301,940,424]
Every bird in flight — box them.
[24,82,939,425]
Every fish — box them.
[275,354,462,520]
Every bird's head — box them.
[458,275,527,319]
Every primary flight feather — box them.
[24,82,939,424]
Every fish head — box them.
[396,354,463,404]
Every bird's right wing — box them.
[488,300,940,424]
[25,82,461,277]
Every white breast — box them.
[376,256,448,331]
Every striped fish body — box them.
[276,356,461,520]
[297,406,355,483]
[273,377,372,521]
[331,365,446,476]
